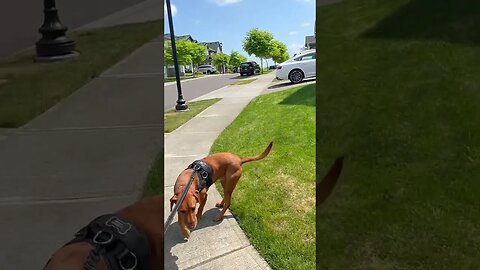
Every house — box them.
[305,35,315,50]
[164,34,224,76]
[164,34,197,43]
[201,41,223,65]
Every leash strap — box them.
[164,170,197,234]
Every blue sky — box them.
[164,0,315,65]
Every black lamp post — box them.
[35,0,78,62]
[166,0,188,112]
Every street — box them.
[0,0,145,59]
[164,74,242,111]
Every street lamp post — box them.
[35,0,78,62]
[166,0,188,112]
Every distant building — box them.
[164,34,224,76]
[163,34,198,77]
[305,35,315,50]
[201,41,223,65]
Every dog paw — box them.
[183,237,189,241]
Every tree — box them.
[229,51,247,70]
[164,40,192,66]
[270,40,290,64]
[212,52,230,73]
[164,40,207,77]
[242,28,274,73]
[189,42,208,76]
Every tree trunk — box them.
[260,58,263,74]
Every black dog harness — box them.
[187,160,213,192]
[56,214,150,270]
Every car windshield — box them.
[240,63,252,67]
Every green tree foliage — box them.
[271,40,290,64]
[243,28,274,73]
[212,52,230,73]
[229,51,248,68]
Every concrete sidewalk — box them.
[76,0,162,31]
[0,35,162,270]
[164,73,275,269]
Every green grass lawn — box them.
[231,78,257,85]
[317,0,480,269]
[211,84,315,270]
[164,99,220,133]
[0,20,161,128]
[143,152,164,196]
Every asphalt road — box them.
[0,0,145,59]
[164,74,242,111]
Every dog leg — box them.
[178,213,191,240]
[214,193,232,222]
[197,191,207,220]
[214,170,241,222]
[215,179,226,208]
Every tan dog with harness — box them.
[170,142,273,240]
[43,195,164,270]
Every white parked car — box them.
[198,65,217,74]
[275,49,316,84]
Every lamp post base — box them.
[34,51,80,63]
[175,98,189,112]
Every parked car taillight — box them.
[277,65,282,69]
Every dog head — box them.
[170,190,200,229]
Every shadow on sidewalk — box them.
[164,207,234,268]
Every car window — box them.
[240,63,252,67]
[294,53,315,61]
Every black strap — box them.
[63,214,150,270]
[187,160,213,192]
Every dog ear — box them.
[170,195,178,211]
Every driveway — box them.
[164,74,242,111]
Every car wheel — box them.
[207,70,211,74]
[289,69,304,84]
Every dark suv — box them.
[239,61,260,76]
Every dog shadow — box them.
[164,207,234,268]
[195,207,234,230]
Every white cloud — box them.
[289,31,297,35]
[211,0,242,6]
[290,43,304,50]
[301,22,311,27]
[164,3,177,16]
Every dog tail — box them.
[317,156,344,207]
[241,142,273,165]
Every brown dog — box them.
[43,195,164,270]
[170,142,273,240]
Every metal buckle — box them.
[118,249,138,270]
[92,230,113,245]
[193,163,201,171]
[201,171,208,179]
